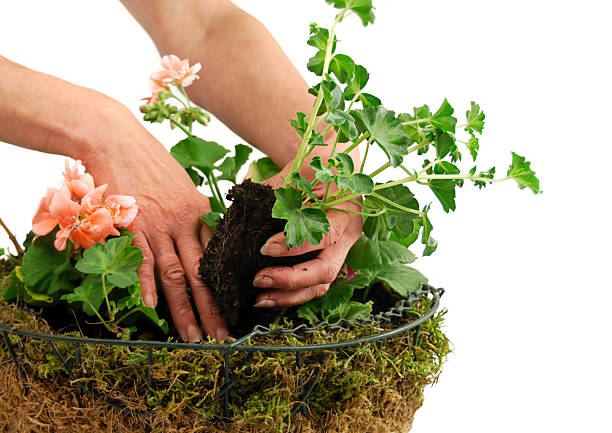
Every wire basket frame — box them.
[0,285,443,421]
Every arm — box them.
[121,0,362,307]
[0,55,226,342]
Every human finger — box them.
[175,234,228,341]
[150,235,201,342]
[254,284,330,308]
[132,231,157,308]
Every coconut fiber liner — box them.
[0,292,449,433]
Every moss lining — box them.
[0,295,449,432]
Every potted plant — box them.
[0,1,539,431]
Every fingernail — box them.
[187,324,201,343]
[143,294,155,308]
[254,299,276,308]
[216,327,228,342]
[260,242,286,257]
[253,276,274,288]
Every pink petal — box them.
[54,226,72,251]
[32,188,59,236]
[81,184,108,214]
[49,185,81,227]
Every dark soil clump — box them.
[200,180,318,336]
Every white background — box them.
[1,1,610,432]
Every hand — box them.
[85,117,227,342]
[252,160,363,308]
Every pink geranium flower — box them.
[105,195,138,229]
[159,54,201,87]
[32,187,60,237]
[63,159,95,199]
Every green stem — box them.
[88,302,113,332]
[406,139,433,155]
[418,159,441,175]
[402,118,430,126]
[207,172,227,213]
[115,307,141,327]
[285,14,342,186]
[169,117,191,137]
[369,162,389,178]
[101,273,114,321]
[324,192,362,208]
[359,136,374,173]
[343,133,369,155]
[369,193,423,216]
[326,206,386,217]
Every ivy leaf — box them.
[75,235,143,288]
[437,161,461,175]
[421,206,437,256]
[310,157,335,183]
[431,98,457,133]
[272,187,330,247]
[338,173,374,194]
[506,152,541,194]
[186,167,204,187]
[325,300,372,323]
[21,231,75,295]
[170,136,229,175]
[307,23,337,52]
[321,78,344,112]
[326,0,375,26]
[359,93,382,108]
[216,144,253,184]
[346,235,417,270]
[344,64,369,100]
[429,179,456,213]
[61,274,106,317]
[291,112,309,137]
[472,166,496,189]
[208,195,226,213]
[368,265,428,297]
[466,135,479,161]
[435,131,454,160]
[290,172,315,198]
[367,184,419,240]
[329,54,355,83]
[353,106,412,167]
[465,101,486,135]
[201,212,222,231]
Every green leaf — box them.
[344,64,369,100]
[431,98,457,133]
[170,136,229,175]
[338,173,374,194]
[208,195,226,213]
[0,268,23,301]
[368,265,428,297]
[367,184,420,240]
[421,206,437,256]
[465,101,485,135]
[272,188,330,247]
[359,93,382,108]
[246,157,281,183]
[61,274,106,317]
[201,212,222,231]
[346,235,417,270]
[297,305,320,325]
[325,300,372,323]
[437,161,461,175]
[310,157,335,183]
[290,172,315,197]
[429,179,456,213]
[466,135,479,161]
[506,152,541,194]
[216,144,253,184]
[21,231,74,295]
[291,112,309,137]
[186,167,204,186]
[335,152,354,175]
[353,106,412,167]
[321,78,344,112]
[326,110,359,141]
[307,50,326,76]
[326,0,375,26]
[329,54,355,83]
[435,131,454,160]
[75,235,143,288]
[307,23,337,52]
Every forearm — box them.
[121,0,325,168]
[0,55,149,168]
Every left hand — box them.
[252,163,363,308]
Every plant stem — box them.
[169,117,191,137]
[369,193,423,216]
[359,136,374,173]
[369,162,389,177]
[285,13,342,186]
[343,133,369,156]
[101,273,114,321]
[207,172,227,213]
[325,206,386,217]
[418,159,441,175]
[0,216,23,256]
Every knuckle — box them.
[161,263,186,288]
[172,203,193,222]
[323,262,340,283]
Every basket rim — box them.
[0,286,443,353]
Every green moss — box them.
[0,296,450,432]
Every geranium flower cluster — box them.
[32,160,138,251]
[143,54,201,105]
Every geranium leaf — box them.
[368,264,427,297]
[359,92,382,108]
[216,144,253,184]
[353,106,412,167]
[428,179,456,213]
[338,173,374,194]
[61,274,107,317]
[310,156,336,183]
[506,152,541,194]
[246,157,281,183]
[307,23,337,52]
[329,54,355,83]
[344,64,369,100]
[346,235,417,269]
[75,235,143,288]
[272,188,330,247]
[307,50,326,76]
[464,101,486,135]
[326,0,375,26]
[431,98,457,133]
[201,212,222,231]
[170,136,229,175]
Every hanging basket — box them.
[0,285,448,433]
